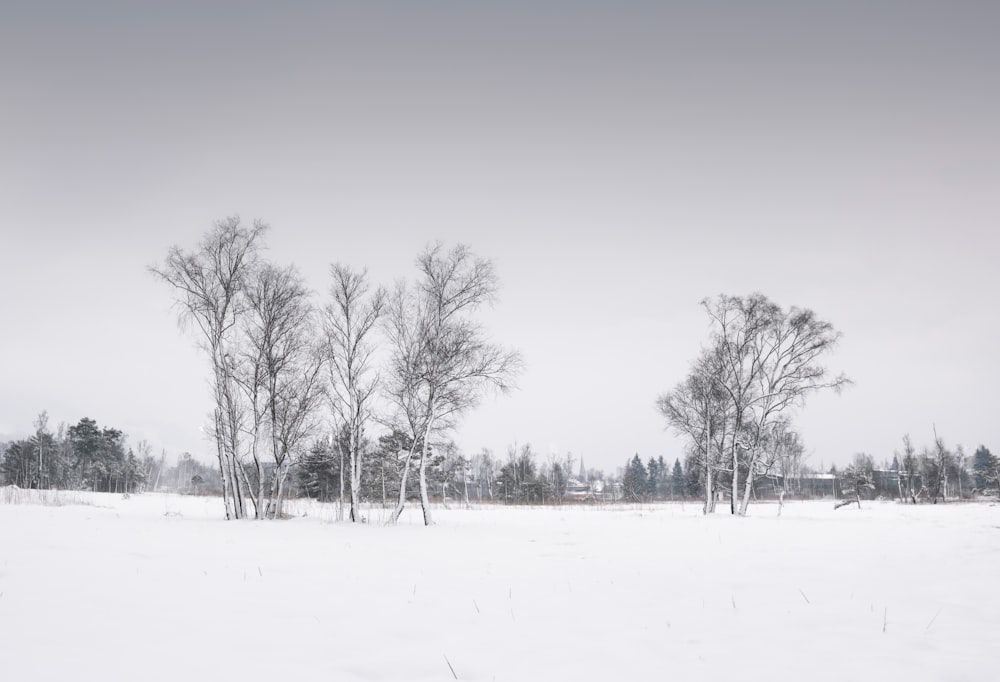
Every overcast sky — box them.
[2,1,997,473]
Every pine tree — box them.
[297,439,340,502]
[646,457,659,499]
[684,452,702,498]
[671,458,684,500]
[622,454,648,502]
[972,445,999,491]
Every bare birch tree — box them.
[897,434,919,503]
[704,294,850,515]
[236,263,323,518]
[931,426,952,502]
[385,243,521,525]
[701,294,781,515]
[323,264,386,523]
[151,217,267,519]
[657,347,730,514]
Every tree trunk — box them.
[273,464,288,519]
[418,447,432,526]
[221,371,247,519]
[253,437,266,520]
[703,422,715,515]
[349,426,362,522]
[235,461,256,518]
[338,442,345,521]
[738,460,755,516]
[214,406,235,520]
[730,439,739,515]
[392,448,415,523]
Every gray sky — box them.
[2,1,997,472]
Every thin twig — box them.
[926,607,943,632]
[444,654,458,680]
[798,589,810,604]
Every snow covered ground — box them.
[1,491,997,681]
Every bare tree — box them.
[836,454,875,510]
[897,434,919,503]
[773,422,805,494]
[151,217,267,519]
[235,263,324,518]
[323,264,386,523]
[953,444,966,499]
[268,346,324,517]
[931,426,952,503]
[703,294,850,516]
[765,419,805,511]
[472,448,497,501]
[385,243,521,525]
[657,347,731,514]
[32,411,49,489]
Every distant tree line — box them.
[839,436,998,505]
[0,411,231,496]
[2,411,148,493]
[293,435,609,508]
[621,454,686,502]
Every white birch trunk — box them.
[418,407,436,526]
[349,421,363,522]
[418,449,432,525]
[338,443,345,521]
[214,405,235,520]
[738,462,755,516]
[392,448,415,523]
[703,421,714,515]
[731,439,739,515]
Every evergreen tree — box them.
[646,457,659,499]
[297,438,341,502]
[622,454,647,501]
[684,452,702,498]
[498,444,542,503]
[671,458,684,499]
[1,441,35,488]
[972,445,999,491]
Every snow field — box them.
[1,494,997,681]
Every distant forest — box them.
[2,410,996,512]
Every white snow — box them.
[1,493,997,681]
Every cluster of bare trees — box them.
[887,432,997,504]
[153,218,520,524]
[657,294,849,516]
